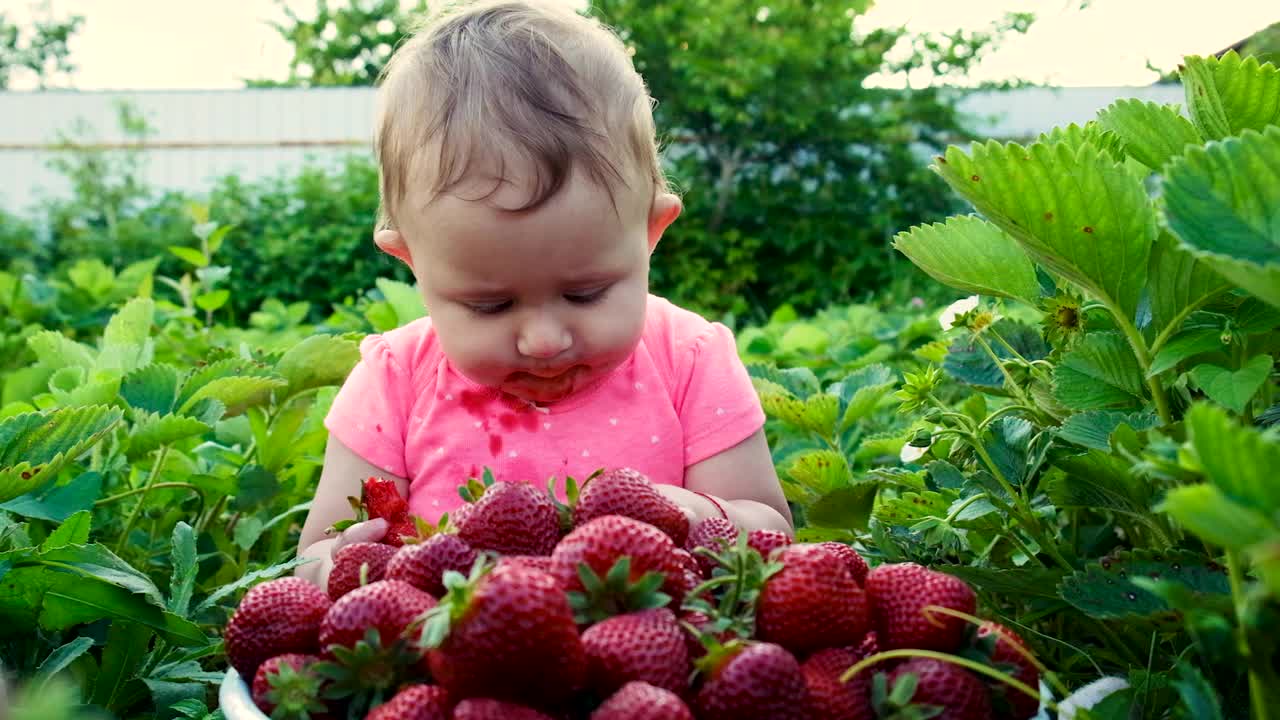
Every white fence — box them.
[0,84,1186,214]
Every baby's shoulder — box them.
[359,315,443,378]
[642,294,721,348]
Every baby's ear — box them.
[647,192,682,253]
[374,229,414,268]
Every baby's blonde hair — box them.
[374,0,665,229]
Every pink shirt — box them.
[324,295,765,521]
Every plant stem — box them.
[114,446,170,554]
[1226,550,1272,720]
[96,482,204,508]
[973,333,1035,409]
[1110,309,1173,425]
[841,649,1052,711]
[1147,285,1232,358]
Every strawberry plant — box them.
[751,50,1279,717]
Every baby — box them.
[297,0,792,586]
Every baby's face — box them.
[397,170,664,405]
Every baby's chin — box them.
[500,366,589,405]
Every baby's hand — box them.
[300,518,388,591]
[654,485,731,529]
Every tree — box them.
[0,5,83,89]
[262,0,1030,318]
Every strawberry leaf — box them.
[893,215,1040,304]
[1181,51,1280,141]
[1095,99,1202,169]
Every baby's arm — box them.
[296,436,410,588]
[661,429,793,534]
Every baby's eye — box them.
[467,300,512,315]
[565,287,609,305]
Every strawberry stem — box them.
[919,604,1071,698]
[839,649,1053,712]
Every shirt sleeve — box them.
[674,322,767,467]
[323,334,411,476]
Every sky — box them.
[1,0,1276,91]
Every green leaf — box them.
[206,224,233,255]
[233,516,265,551]
[934,139,1156,319]
[0,405,123,504]
[934,565,1066,600]
[1038,122,1128,163]
[120,363,180,414]
[1171,661,1225,720]
[192,556,313,614]
[274,334,361,400]
[755,383,838,437]
[982,416,1035,487]
[783,449,851,495]
[177,375,287,417]
[1159,484,1275,549]
[0,471,101,522]
[168,522,197,617]
[1189,355,1272,414]
[1181,51,1280,141]
[176,358,275,410]
[102,297,155,351]
[829,364,896,429]
[1145,233,1231,340]
[376,278,426,327]
[1185,403,1280,514]
[779,323,830,354]
[92,621,153,710]
[49,368,122,409]
[1058,410,1160,451]
[807,484,878,531]
[1095,99,1202,169]
[194,290,230,312]
[32,636,94,690]
[875,490,954,525]
[27,330,94,371]
[1058,549,1230,620]
[1148,328,1228,377]
[748,364,821,399]
[943,319,1048,389]
[1048,451,1155,517]
[1163,125,1280,309]
[1053,332,1146,411]
[167,245,208,267]
[41,509,91,550]
[127,412,211,459]
[892,215,1040,303]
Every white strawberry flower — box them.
[939,295,980,331]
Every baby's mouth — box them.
[503,366,584,403]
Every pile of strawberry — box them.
[223,469,1042,720]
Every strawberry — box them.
[672,548,702,580]
[685,517,739,576]
[817,541,869,586]
[365,684,451,720]
[319,579,436,652]
[592,681,694,720]
[975,621,1040,720]
[550,515,686,614]
[385,534,477,596]
[746,529,792,559]
[581,608,690,696]
[885,658,992,720]
[424,562,586,707]
[865,563,976,652]
[364,476,409,521]
[458,481,560,556]
[756,544,869,655]
[802,648,874,720]
[496,554,556,575]
[250,653,327,718]
[693,642,809,720]
[225,577,332,680]
[574,468,690,545]
[383,516,421,547]
[327,541,398,600]
[452,698,556,720]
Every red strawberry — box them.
[574,468,690,545]
[250,653,326,718]
[581,608,690,696]
[385,534,477,596]
[452,698,556,720]
[592,681,694,720]
[550,515,685,610]
[426,563,586,707]
[685,517,739,576]
[866,563,976,652]
[495,555,556,575]
[327,541,397,600]
[817,541,869,586]
[364,476,409,521]
[802,648,873,720]
[365,684,451,720]
[756,544,869,655]
[319,579,436,652]
[887,659,992,720]
[976,622,1040,720]
[458,481,560,556]
[672,548,702,580]
[225,577,331,679]
[693,642,809,720]
[746,529,792,559]
[384,516,421,547]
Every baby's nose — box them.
[517,317,572,359]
